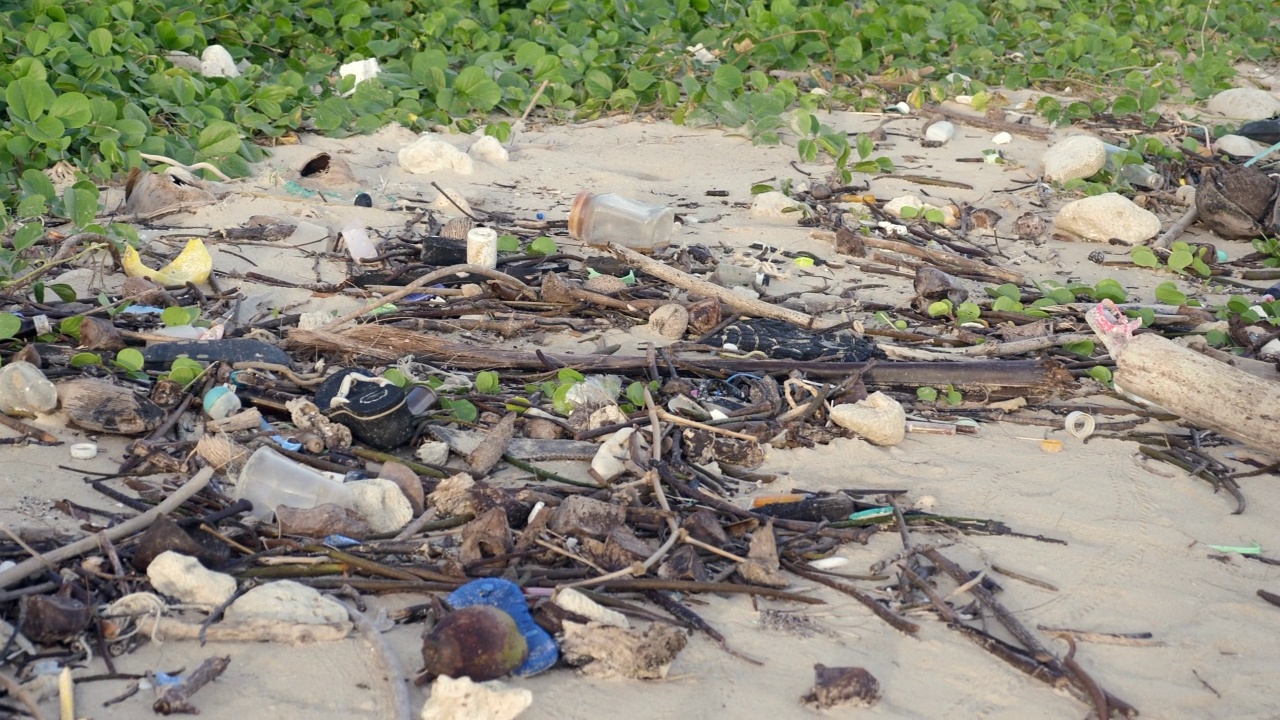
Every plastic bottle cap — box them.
[70,443,98,460]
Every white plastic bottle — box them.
[236,446,355,520]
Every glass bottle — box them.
[568,191,675,253]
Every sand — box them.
[6,86,1280,720]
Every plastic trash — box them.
[235,446,355,521]
[341,220,378,262]
[568,191,675,253]
[466,227,498,269]
[0,361,58,417]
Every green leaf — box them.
[382,368,407,387]
[584,69,613,98]
[923,208,946,224]
[114,347,145,372]
[59,315,83,340]
[557,368,584,384]
[454,67,503,111]
[992,296,1023,312]
[0,313,20,339]
[956,302,981,323]
[1154,281,1187,306]
[13,221,44,252]
[49,92,92,129]
[1093,279,1128,303]
[161,306,198,327]
[6,76,55,122]
[1088,366,1113,384]
[198,120,242,157]
[1205,329,1230,347]
[1063,340,1095,356]
[445,398,478,423]
[88,28,113,56]
[927,300,952,317]
[1111,94,1139,115]
[62,184,99,229]
[944,389,962,406]
[898,205,919,219]
[626,381,647,407]
[916,386,938,402]
[1167,248,1193,273]
[71,352,103,368]
[497,234,520,252]
[995,283,1021,301]
[1131,246,1159,268]
[475,370,500,394]
[529,236,557,255]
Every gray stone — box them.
[1216,134,1268,158]
[1042,135,1107,183]
[1053,192,1161,243]
[1206,88,1280,121]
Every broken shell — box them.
[297,152,357,186]
[646,304,689,340]
[829,392,906,446]
[420,606,529,683]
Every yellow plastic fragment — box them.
[122,238,212,286]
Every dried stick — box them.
[1153,206,1199,249]
[321,264,532,330]
[607,243,832,330]
[0,467,214,590]
[784,560,920,634]
[153,655,231,714]
[1053,633,1109,720]
[140,153,233,182]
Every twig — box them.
[320,263,532,330]
[992,564,1059,592]
[153,655,231,715]
[1153,206,1199,249]
[655,409,759,441]
[0,414,61,444]
[645,590,763,665]
[784,560,920,634]
[429,181,479,220]
[519,79,551,124]
[1052,633,1109,720]
[0,467,214,590]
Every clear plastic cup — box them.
[0,361,58,418]
[235,446,355,521]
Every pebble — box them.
[469,135,510,164]
[224,580,348,625]
[1053,192,1160,243]
[399,134,475,175]
[146,551,236,607]
[1215,134,1268,158]
[1042,135,1107,182]
[199,45,239,78]
[1206,88,1280,121]
[750,191,803,217]
[991,131,1013,145]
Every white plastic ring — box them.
[70,443,98,460]
[1064,411,1095,439]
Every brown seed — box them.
[420,606,528,682]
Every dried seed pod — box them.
[420,606,528,683]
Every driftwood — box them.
[1088,301,1280,454]
[823,229,1025,285]
[286,326,1073,400]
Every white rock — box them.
[1054,192,1161,243]
[224,580,348,625]
[750,191,803,217]
[416,440,451,466]
[923,120,955,145]
[347,478,414,533]
[1206,88,1280,120]
[339,58,381,95]
[555,588,630,629]
[399,134,475,175]
[829,392,906,446]
[1216,134,1268,157]
[298,311,335,331]
[147,551,236,607]
[469,135,509,164]
[199,45,240,78]
[421,675,532,720]
[991,131,1013,145]
[1042,135,1107,182]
